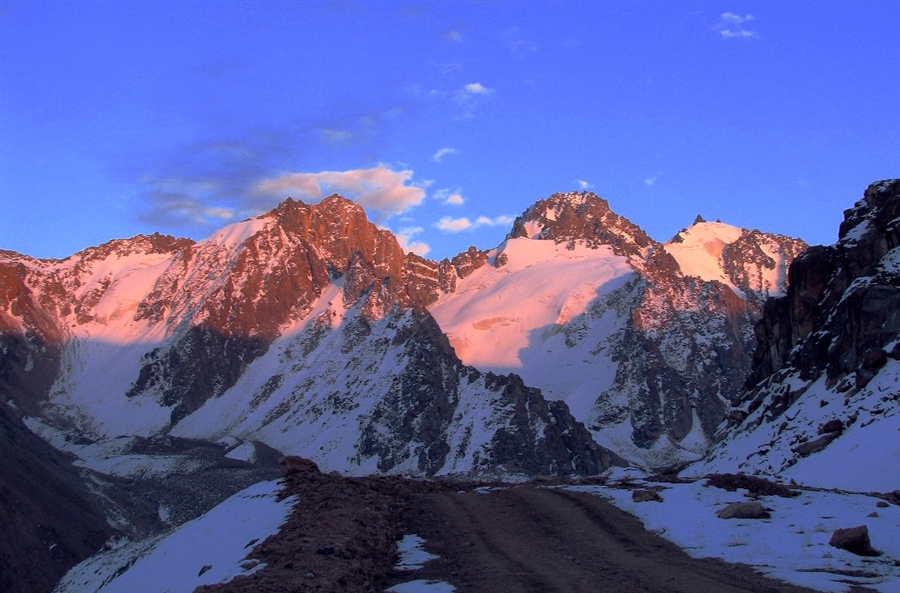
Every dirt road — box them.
[394,485,819,593]
[203,473,822,593]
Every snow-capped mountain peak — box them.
[663,221,807,303]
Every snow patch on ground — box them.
[55,480,294,593]
[386,581,456,593]
[389,534,455,593]
[694,360,900,492]
[394,534,439,571]
[225,441,258,463]
[570,479,900,593]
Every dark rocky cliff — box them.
[743,179,900,415]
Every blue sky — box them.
[2,1,898,260]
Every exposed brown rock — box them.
[715,501,770,519]
[828,525,881,557]
[818,419,843,434]
[507,191,652,258]
[705,474,800,498]
[632,488,664,502]
[279,456,321,476]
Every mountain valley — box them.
[1,179,898,593]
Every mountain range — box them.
[1,178,898,593]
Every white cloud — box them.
[475,215,514,227]
[722,12,753,25]
[436,214,513,233]
[395,226,430,256]
[715,12,756,39]
[575,179,593,190]
[256,164,425,220]
[453,83,494,118]
[720,29,756,38]
[434,188,465,205]
[645,176,658,186]
[432,147,458,162]
[437,216,473,232]
[465,83,490,95]
[456,82,493,101]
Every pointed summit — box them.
[507,191,653,258]
[693,214,706,224]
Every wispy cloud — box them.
[316,128,354,144]
[714,12,756,39]
[133,110,399,231]
[436,214,513,233]
[502,27,538,57]
[476,215,514,226]
[256,164,426,221]
[434,188,465,205]
[453,82,494,118]
[395,226,430,256]
[432,147,458,162]
[645,176,658,186]
[140,191,239,228]
[443,29,463,42]
[575,179,593,190]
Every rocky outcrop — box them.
[508,191,653,258]
[742,179,900,407]
[722,230,807,305]
[698,180,900,486]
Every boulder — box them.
[631,489,663,502]
[715,501,770,519]
[279,455,321,476]
[828,525,881,557]
[818,419,843,434]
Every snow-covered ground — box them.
[570,471,900,593]
[54,480,295,593]
[388,534,455,593]
[693,357,900,493]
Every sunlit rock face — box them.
[429,191,808,468]
[1,195,609,478]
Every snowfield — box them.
[428,238,633,438]
[694,358,900,493]
[54,480,295,593]
[570,472,900,593]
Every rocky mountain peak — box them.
[507,191,653,258]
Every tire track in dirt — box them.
[395,485,822,593]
